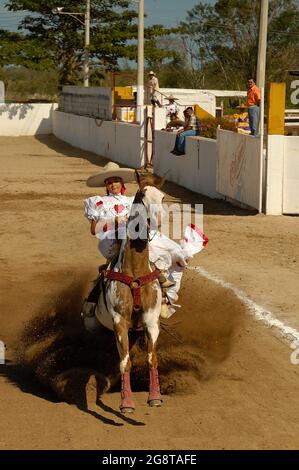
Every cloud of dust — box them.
[15,270,246,404]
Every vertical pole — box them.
[256,0,269,90]
[151,107,155,165]
[84,0,90,87]
[259,86,264,213]
[137,0,145,165]
[145,106,148,165]
[137,0,144,122]
[256,0,268,213]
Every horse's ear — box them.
[135,169,141,186]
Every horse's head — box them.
[127,171,166,241]
[135,169,167,192]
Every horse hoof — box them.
[148,399,162,407]
[120,407,135,414]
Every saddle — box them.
[80,260,115,319]
[81,260,174,321]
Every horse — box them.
[94,172,166,413]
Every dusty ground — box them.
[0,135,299,450]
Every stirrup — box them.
[158,271,175,289]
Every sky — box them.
[0,0,215,31]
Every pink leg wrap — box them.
[148,368,162,402]
[120,372,135,410]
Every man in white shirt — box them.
[147,71,161,107]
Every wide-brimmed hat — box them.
[86,162,135,187]
[148,70,156,76]
[167,94,178,101]
[236,103,247,109]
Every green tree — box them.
[5,1,175,86]
[6,0,139,84]
[179,0,299,89]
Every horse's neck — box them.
[121,239,150,277]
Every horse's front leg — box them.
[113,316,135,413]
[144,311,162,407]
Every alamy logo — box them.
[0,340,5,365]
[290,340,299,365]
[290,80,299,105]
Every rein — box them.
[104,269,160,311]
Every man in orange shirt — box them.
[247,78,261,136]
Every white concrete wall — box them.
[265,135,284,215]
[154,130,222,199]
[0,103,57,136]
[266,135,299,215]
[283,137,299,214]
[217,129,262,210]
[53,110,143,168]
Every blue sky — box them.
[144,0,214,27]
[0,0,215,31]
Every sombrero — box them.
[167,94,178,101]
[148,70,156,76]
[86,162,136,187]
[236,103,247,109]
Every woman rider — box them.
[82,162,207,322]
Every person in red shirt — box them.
[247,78,261,136]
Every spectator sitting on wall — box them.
[233,103,251,134]
[170,107,200,156]
[163,112,185,132]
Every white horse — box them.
[94,176,165,413]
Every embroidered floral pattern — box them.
[114,204,126,214]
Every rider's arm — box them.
[90,218,111,236]
[90,219,97,235]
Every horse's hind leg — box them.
[113,319,135,413]
[144,316,162,407]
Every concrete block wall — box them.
[217,129,262,211]
[154,130,222,199]
[53,110,143,168]
[59,86,112,120]
[266,135,299,214]
[0,103,57,136]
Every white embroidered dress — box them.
[84,193,134,260]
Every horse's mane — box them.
[136,171,164,191]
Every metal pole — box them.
[137,0,144,122]
[256,0,268,212]
[256,0,268,89]
[137,0,145,165]
[84,0,90,87]
[259,86,265,213]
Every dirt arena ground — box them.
[0,135,299,450]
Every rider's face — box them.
[105,177,123,195]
